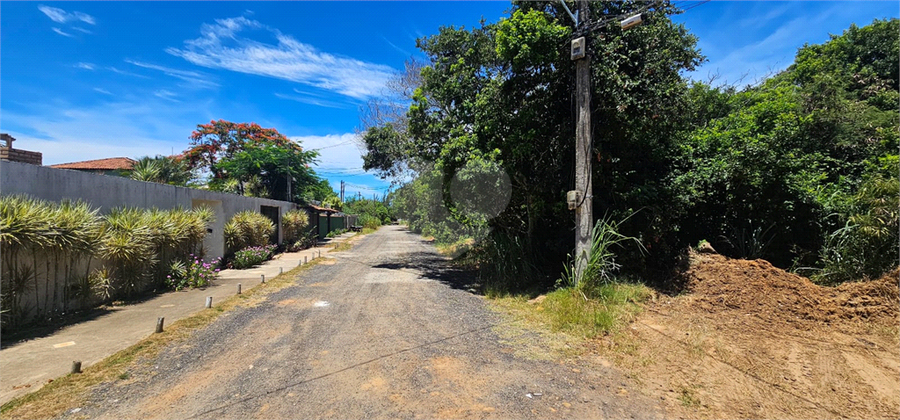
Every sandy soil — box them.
[594,253,899,419]
[56,226,660,420]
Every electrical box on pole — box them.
[566,190,582,210]
[620,13,644,30]
[571,37,586,60]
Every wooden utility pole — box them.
[573,0,593,283]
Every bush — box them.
[325,228,348,238]
[358,214,381,230]
[225,211,275,255]
[283,209,309,244]
[232,245,277,269]
[815,177,899,284]
[166,256,221,290]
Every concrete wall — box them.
[1,160,296,260]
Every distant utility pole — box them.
[340,180,345,203]
[561,0,649,284]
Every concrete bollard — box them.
[205,296,212,308]
[71,361,82,374]
[279,267,283,275]
[155,317,165,333]
[305,256,308,264]
[237,283,242,294]
[261,274,266,283]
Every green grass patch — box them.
[541,282,652,337]
[491,281,653,339]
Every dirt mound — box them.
[599,254,900,419]
[685,253,898,327]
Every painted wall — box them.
[1,160,296,260]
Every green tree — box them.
[212,141,319,202]
[182,120,320,202]
[364,1,702,288]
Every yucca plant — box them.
[99,208,156,299]
[1,195,52,324]
[48,200,102,312]
[224,210,275,256]
[282,209,309,247]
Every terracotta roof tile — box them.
[50,157,137,170]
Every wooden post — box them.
[279,267,283,275]
[237,283,242,294]
[71,361,82,374]
[155,317,165,333]
[305,256,308,264]
[574,0,593,285]
[261,274,265,283]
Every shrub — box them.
[225,211,275,255]
[358,214,381,230]
[283,210,310,251]
[166,256,221,290]
[815,177,899,284]
[325,228,348,238]
[232,245,277,269]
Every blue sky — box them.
[1,1,897,198]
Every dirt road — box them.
[59,225,659,419]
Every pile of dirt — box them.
[597,254,899,419]
[684,253,898,327]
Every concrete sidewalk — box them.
[0,233,355,405]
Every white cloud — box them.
[38,5,95,25]
[166,16,394,99]
[108,66,152,79]
[693,5,841,87]
[0,99,207,165]
[125,59,219,89]
[75,62,95,70]
[93,87,113,95]
[291,133,366,173]
[52,28,74,37]
[72,27,93,34]
[274,92,347,109]
[154,90,180,102]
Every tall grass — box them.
[461,231,545,296]
[559,213,646,294]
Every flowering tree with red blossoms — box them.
[183,120,321,202]
[183,120,301,179]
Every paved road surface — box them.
[60,225,660,419]
[0,237,350,405]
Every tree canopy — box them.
[182,120,327,203]
[362,2,897,290]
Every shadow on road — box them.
[372,251,482,293]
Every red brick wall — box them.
[0,147,43,165]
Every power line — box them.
[681,0,711,12]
